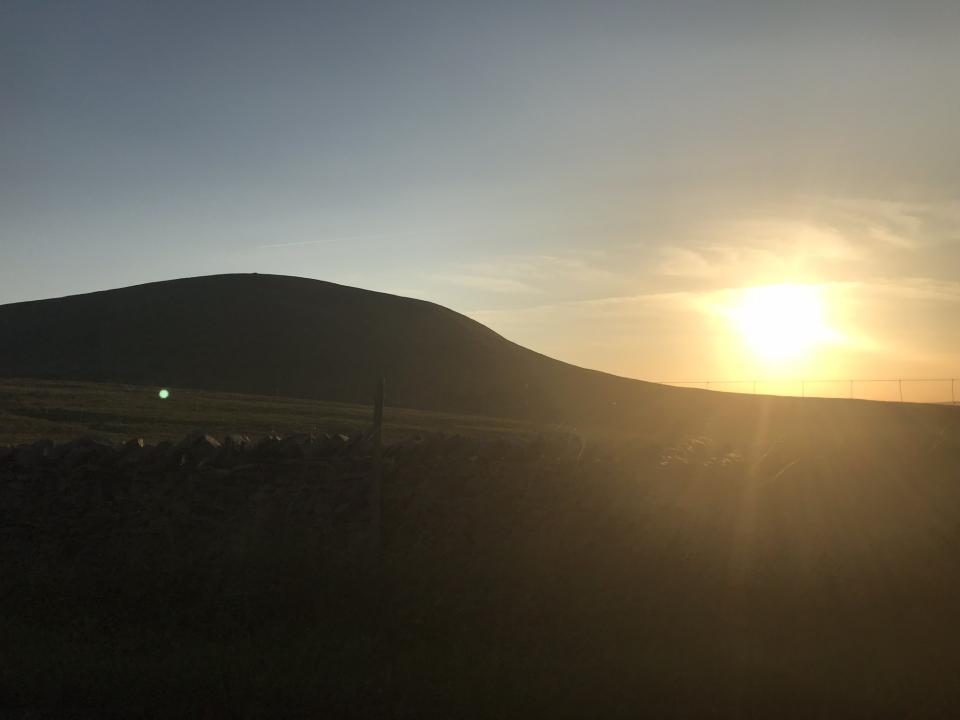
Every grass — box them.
[0,377,549,446]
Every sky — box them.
[3,1,959,399]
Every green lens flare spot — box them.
[158,388,170,400]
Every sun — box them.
[727,284,836,363]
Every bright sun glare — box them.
[727,284,836,363]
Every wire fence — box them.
[657,378,959,404]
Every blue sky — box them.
[3,1,959,387]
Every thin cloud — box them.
[437,274,542,295]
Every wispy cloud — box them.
[818,197,960,251]
[436,273,542,294]
[657,247,721,278]
[858,277,960,303]
[652,196,960,285]
[427,251,624,300]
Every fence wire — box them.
[658,378,958,404]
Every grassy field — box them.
[3,377,960,717]
[0,377,549,446]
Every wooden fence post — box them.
[370,377,385,564]
[373,377,384,450]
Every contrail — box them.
[257,231,432,249]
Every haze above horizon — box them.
[3,1,958,385]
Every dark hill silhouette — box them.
[1,273,956,436]
[0,274,677,422]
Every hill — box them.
[0,273,678,423]
[1,274,956,444]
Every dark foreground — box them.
[3,426,960,718]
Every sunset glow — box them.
[725,284,839,365]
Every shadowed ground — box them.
[2,400,960,717]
